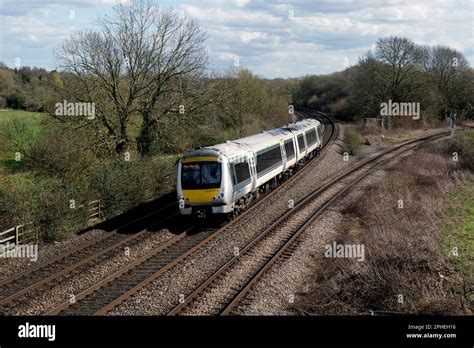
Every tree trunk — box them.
[137,109,157,156]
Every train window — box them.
[202,163,221,184]
[297,134,306,153]
[305,129,317,146]
[181,162,221,189]
[233,162,251,184]
[256,145,282,175]
[284,139,295,159]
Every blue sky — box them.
[0,0,473,78]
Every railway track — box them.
[7,109,461,316]
[44,111,337,315]
[0,200,179,313]
[166,128,452,316]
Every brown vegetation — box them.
[293,139,473,315]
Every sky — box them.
[0,0,473,78]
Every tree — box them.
[351,52,388,119]
[375,36,426,101]
[217,68,291,135]
[424,46,471,119]
[56,0,208,155]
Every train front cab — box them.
[178,155,232,218]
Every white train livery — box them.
[177,118,322,218]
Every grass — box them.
[441,183,474,278]
[0,109,46,175]
[0,109,46,124]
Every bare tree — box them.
[352,52,389,119]
[423,46,470,119]
[375,36,426,101]
[56,0,208,155]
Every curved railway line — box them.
[2,110,464,316]
[41,110,336,315]
[166,128,454,316]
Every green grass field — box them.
[0,109,46,176]
[441,183,474,280]
[0,109,45,124]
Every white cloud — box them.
[233,0,250,8]
[0,0,472,77]
[176,0,474,77]
[218,51,237,60]
[180,4,283,27]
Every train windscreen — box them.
[181,162,221,189]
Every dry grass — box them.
[293,141,473,315]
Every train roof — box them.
[182,118,320,160]
[282,118,320,131]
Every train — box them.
[176,118,322,218]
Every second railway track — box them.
[166,128,452,315]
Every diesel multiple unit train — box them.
[177,118,322,218]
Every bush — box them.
[93,161,144,218]
[33,177,90,242]
[0,176,36,229]
[451,130,474,170]
[93,158,174,218]
[6,93,26,109]
[0,176,90,242]
[28,125,97,180]
[145,156,176,197]
[342,128,363,155]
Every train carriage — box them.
[177,118,321,218]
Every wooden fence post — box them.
[15,225,19,245]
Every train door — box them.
[297,132,306,158]
[247,151,257,190]
[279,138,286,170]
[315,125,321,147]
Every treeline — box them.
[0,64,58,111]
[292,37,474,123]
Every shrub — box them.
[93,160,146,218]
[0,176,36,229]
[33,177,90,242]
[144,156,176,198]
[92,157,176,219]
[6,93,26,109]
[0,176,90,242]
[293,144,471,315]
[451,130,474,170]
[28,125,97,180]
[343,128,363,155]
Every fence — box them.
[0,199,102,247]
[78,199,101,221]
[0,223,36,246]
